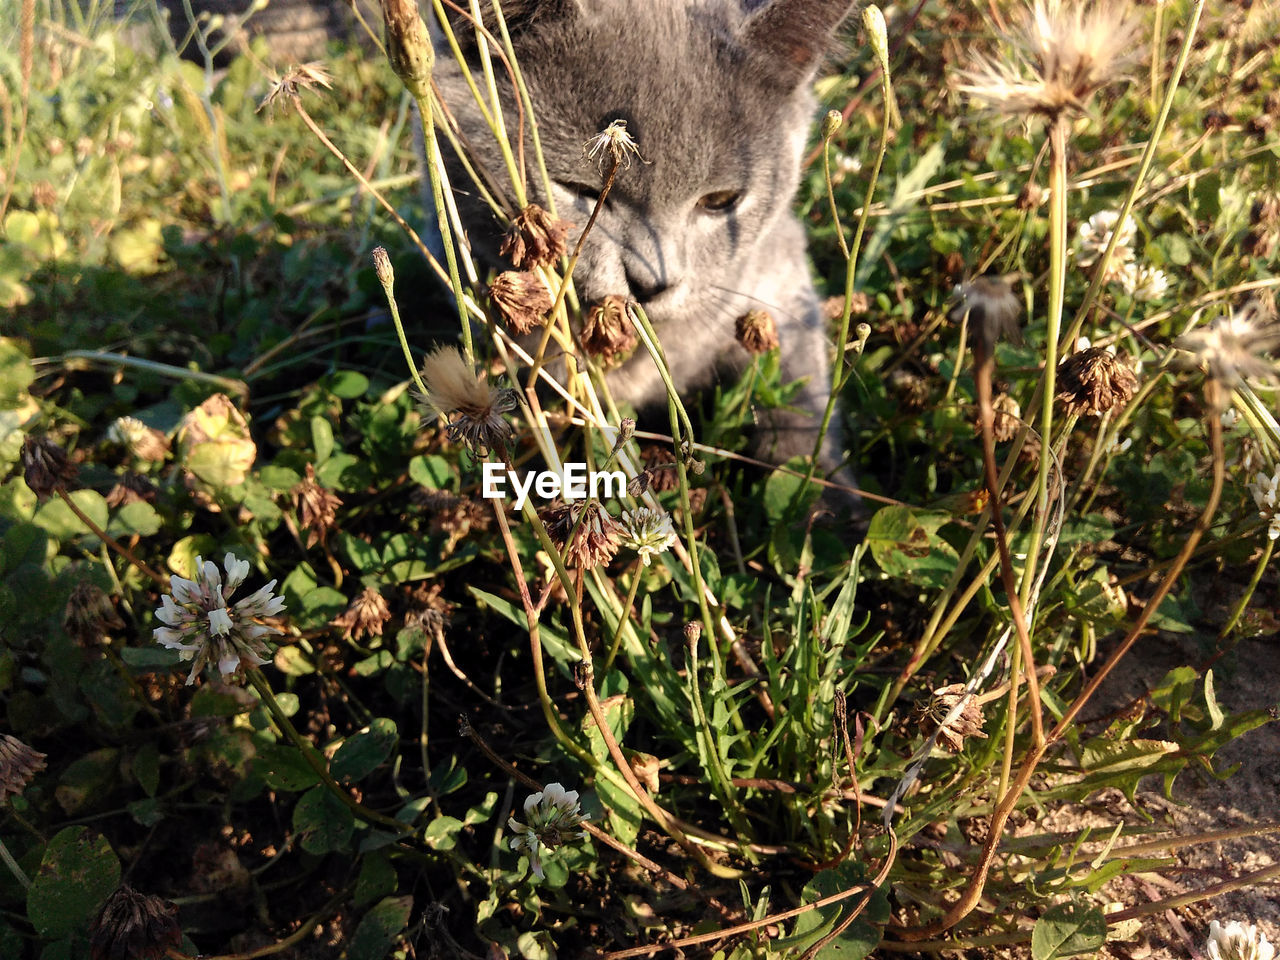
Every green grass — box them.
[1,0,1279,958]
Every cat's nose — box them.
[625,267,675,302]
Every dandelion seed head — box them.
[583,119,646,170]
[1176,301,1280,390]
[416,346,519,456]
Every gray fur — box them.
[433,0,856,493]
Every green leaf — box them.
[0,337,36,401]
[293,786,354,855]
[274,645,315,677]
[311,416,335,464]
[132,742,161,796]
[107,500,161,538]
[27,827,121,939]
[345,895,412,960]
[326,370,370,399]
[594,775,642,848]
[331,718,399,784]
[2,522,48,575]
[763,462,821,523]
[1031,902,1106,960]
[254,743,321,792]
[773,862,887,957]
[32,491,110,543]
[54,748,119,816]
[408,454,451,489]
[422,815,465,851]
[865,505,961,589]
[354,854,397,908]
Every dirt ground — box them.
[1038,630,1280,959]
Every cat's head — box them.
[436,0,854,330]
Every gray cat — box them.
[431,0,856,499]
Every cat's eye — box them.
[697,190,742,212]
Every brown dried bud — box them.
[889,368,930,411]
[65,581,125,646]
[372,246,394,287]
[500,204,572,270]
[1015,182,1044,210]
[89,884,182,960]
[21,435,77,499]
[293,463,342,549]
[913,683,988,753]
[382,0,434,100]
[641,446,679,493]
[32,181,57,209]
[683,621,702,650]
[1056,347,1139,417]
[541,499,622,570]
[1250,195,1280,228]
[985,393,1022,443]
[581,295,638,365]
[735,309,780,354]
[1203,110,1231,132]
[105,472,157,508]
[618,417,635,444]
[0,734,46,803]
[490,271,552,335]
[332,586,392,642]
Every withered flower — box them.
[21,435,77,499]
[957,0,1143,121]
[403,581,451,643]
[416,346,520,456]
[984,393,1023,442]
[640,445,680,493]
[105,472,157,508]
[107,416,169,462]
[65,581,125,646]
[889,368,931,411]
[420,490,490,556]
[489,270,552,335]
[0,734,46,803]
[581,295,639,366]
[583,119,646,170]
[1056,346,1139,416]
[949,274,1024,352]
[293,463,342,549]
[333,586,392,642]
[501,204,572,270]
[257,62,334,114]
[914,683,989,753]
[541,499,623,570]
[735,309,780,354]
[89,884,182,960]
[1176,302,1280,391]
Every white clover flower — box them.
[1115,261,1171,302]
[619,507,678,566]
[1246,466,1280,541]
[507,782,590,879]
[1221,408,1239,429]
[1076,210,1137,272]
[154,553,286,685]
[1207,920,1276,960]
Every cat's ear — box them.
[739,0,855,86]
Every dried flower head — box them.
[639,445,680,493]
[153,554,286,685]
[1056,346,1139,416]
[489,270,553,335]
[1206,920,1276,960]
[21,435,77,499]
[0,734,46,803]
[913,683,989,753]
[508,782,590,879]
[1176,302,1280,390]
[416,346,520,456]
[957,0,1143,120]
[983,393,1023,443]
[735,309,780,354]
[619,507,678,566]
[258,62,333,113]
[889,368,931,411]
[420,491,490,556]
[107,416,169,462]
[949,274,1024,352]
[581,295,639,366]
[404,581,451,643]
[333,586,391,642]
[89,884,182,960]
[293,463,342,549]
[542,499,623,570]
[501,204,573,270]
[65,580,125,646]
[1246,465,1280,541]
[105,472,157,508]
[583,119,646,170]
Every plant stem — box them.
[0,836,30,890]
[56,489,167,586]
[601,563,643,674]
